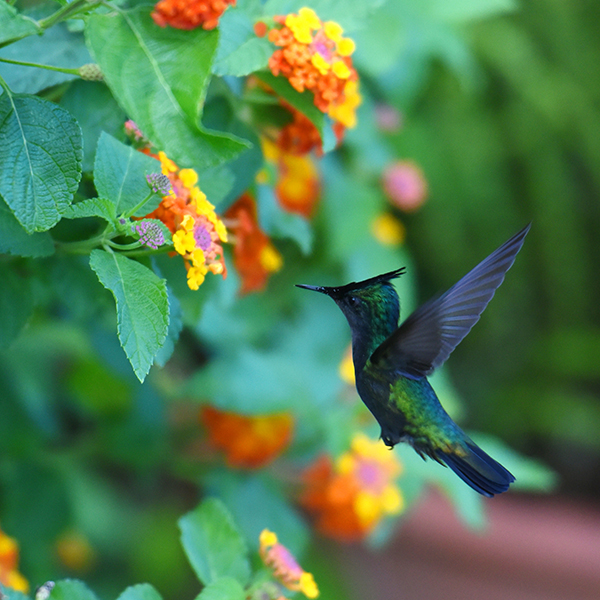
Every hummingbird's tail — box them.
[440,441,515,497]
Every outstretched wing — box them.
[369,223,531,379]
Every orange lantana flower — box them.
[200,406,293,468]
[263,7,361,127]
[261,138,320,218]
[300,433,404,541]
[225,193,282,294]
[151,0,235,30]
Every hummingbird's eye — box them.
[348,295,360,306]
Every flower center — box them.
[194,223,212,251]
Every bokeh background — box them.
[1,0,600,599]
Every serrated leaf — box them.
[179,498,251,587]
[196,577,246,600]
[86,9,250,171]
[0,199,54,257]
[0,2,39,43]
[0,93,82,232]
[62,197,116,222]
[213,8,272,76]
[89,249,169,382]
[0,264,35,350]
[49,580,99,600]
[93,132,161,216]
[117,584,163,600]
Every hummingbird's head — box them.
[296,268,405,337]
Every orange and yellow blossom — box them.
[261,137,321,218]
[261,7,361,131]
[152,0,235,30]
[259,529,319,598]
[200,406,293,468]
[140,149,228,290]
[300,433,404,541]
[0,526,29,593]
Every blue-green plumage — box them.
[297,224,531,497]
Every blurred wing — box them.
[370,223,531,378]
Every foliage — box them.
[0,0,583,598]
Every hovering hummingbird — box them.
[297,224,530,497]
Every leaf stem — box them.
[122,190,156,219]
[0,57,80,76]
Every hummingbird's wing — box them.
[369,223,531,379]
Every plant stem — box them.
[0,57,80,76]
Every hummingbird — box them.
[297,224,530,497]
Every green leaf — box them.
[0,264,35,350]
[195,578,246,600]
[116,584,163,600]
[48,580,99,600]
[179,498,251,587]
[89,249,169,382]
[213,8,272,76]
[425,0,517,22]
[0,22,90,94]
[86,8,250,171]
[0,93,82,232]
[256,185,312,254]
[0,2,39,43]
[60,81,127,172]
[62,197,116,222]
[93,132,161,217]
[0,199,54,257]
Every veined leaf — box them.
[93,132,160,217]
[86,9,250,171]
[89,249,169,382]
[213,8,272,76]
[0,93,82,232]
[62,197,116,223]
[179,499,251,587]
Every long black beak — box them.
[295,284,331,295]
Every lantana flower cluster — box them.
[151,0,235,30]
[262,7,361,127]
[300,433,404,541]
[138,147,228,290]
[259,529,319,598]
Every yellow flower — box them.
[371,213,406,246]
[311,52,331,75]
[260,243,283,273]
[324,21,343,42]
[339,344,355,385]
[332,60,350,79]
[337,37,355,56]
[328,79,361,128]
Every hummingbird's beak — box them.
[295,283,331,296]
